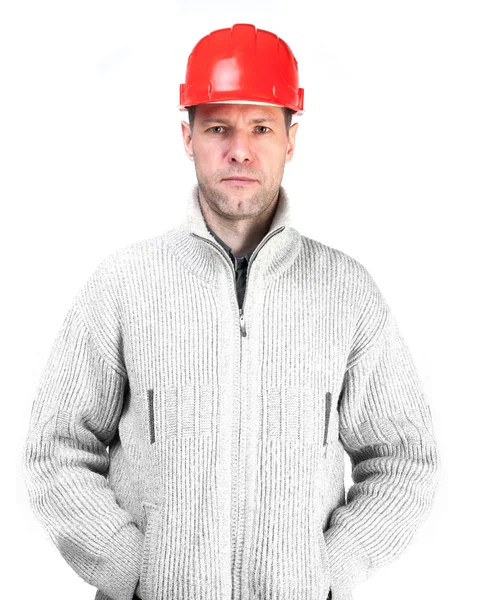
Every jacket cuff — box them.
[93,522,145,600]
[324,525,372,593]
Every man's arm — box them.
[22,258,144,600]
[324,307,440,594]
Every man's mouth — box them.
[222,177,257,184]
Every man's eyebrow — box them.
[200,116,278,125]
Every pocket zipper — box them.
[323,391,332,457]
[147,389,156,444]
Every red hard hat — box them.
[179,23,304,116]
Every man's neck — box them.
[198,189,279,258]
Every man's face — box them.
[181,103,298,222]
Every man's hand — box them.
[135,579,142,599]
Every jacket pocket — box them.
[139,502,160,600]
[249,440,331,598]
[138,446,223,599]
[318,523,332,598]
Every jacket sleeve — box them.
[22,257,144,600]
[324,274,440,594]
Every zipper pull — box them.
[239,308,247,337]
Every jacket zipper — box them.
[239,307,246,337]
[190,226,285,336]
[190,225,285,596]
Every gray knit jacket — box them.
[22,183,440,600]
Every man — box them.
[23,23,439,600]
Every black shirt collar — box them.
[205,223,255,267]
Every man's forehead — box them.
[197,104,282,122]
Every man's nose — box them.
[226,131,253,163]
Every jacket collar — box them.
[167,183,301,285]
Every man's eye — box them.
[207,126,271,134]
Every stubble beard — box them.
[196,176,280,222]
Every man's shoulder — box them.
[114,231,171,259]
[299,233,373,285]
[77,231,177,300]
[97,230,175,272]
[299,233,391,357]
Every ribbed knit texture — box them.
[22,184,439,600]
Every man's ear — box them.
[181,120,194,162]
[285,122,299,164]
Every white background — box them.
[4,1,492,599]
